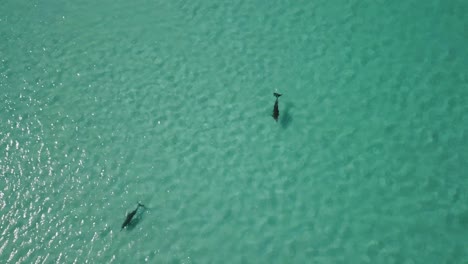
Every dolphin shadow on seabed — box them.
[280,102,293,129]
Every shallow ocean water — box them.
[1,0,468,263]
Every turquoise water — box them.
[1,0,468,263]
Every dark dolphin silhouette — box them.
[272,92,282,122]
[121,203,145,231]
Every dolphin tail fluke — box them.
[137,202,145,208]
[274,92,282,98]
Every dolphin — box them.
[272,92,282,122]
[121,203,145,231]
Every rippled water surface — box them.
[1,0,468,263]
